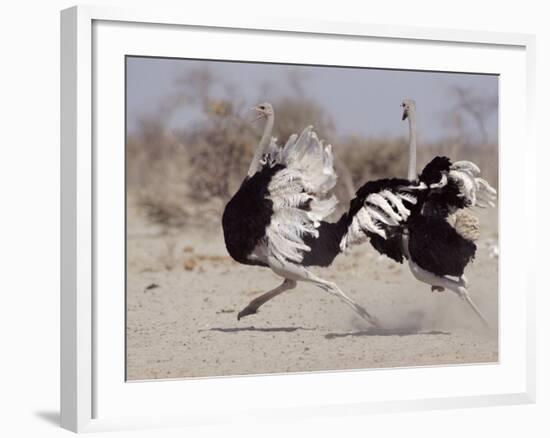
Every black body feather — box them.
[418,156,469,216]
[222,164,284,267]
[412,157,477,276]
[301,216,349,267]
[222,163,346,269]
[407,158,477,276]
[418,156,451,185]
[350,157,477,276]
[407,215,476,277]
[368,231,406,264]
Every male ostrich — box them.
[340,99,496,325]
[222,103,379,325]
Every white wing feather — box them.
[449,161,497,208]
[339,189,415,252]
[400,159,497,209]
[257,126,338,264]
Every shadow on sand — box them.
[204,326,315,334]
[325,327,450,339]
[204,325,449,337]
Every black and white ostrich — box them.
[223,101,495,326]
[222,103,379,325]
[339,99,497,325]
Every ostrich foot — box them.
[237,305,257,321]
[353,303,382,328]
[367,314,382,328]
[457,287,490,328]
[236,279,297,321]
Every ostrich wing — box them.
[416,156,497,213]
[263,126,339,265]
[339,178,416,258]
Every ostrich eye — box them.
[259,105,265,110]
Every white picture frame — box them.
[60,4,536,433]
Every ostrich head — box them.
[401,99,416,121]
[252,102,274,121]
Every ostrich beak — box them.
[402,108,408,121]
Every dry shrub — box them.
[128,101,255,227]
[416,141,498,188]
[340,136,498,190]
[126,67,497,230]
[181,100,356,218]
[127,118,192,227]
[130,93,354,227]
[272,97,335,145]
[340,136,409,187]
[128,114,497,231]
[183,106,256,202]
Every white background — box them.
[0,1,546,437]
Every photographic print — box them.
[125,57,498,380]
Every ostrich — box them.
[222,102,379,326]
[339,99,496,325]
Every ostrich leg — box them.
[401,232,489,327]
[408,262,489,327]
[237,279,296,320]
[268,257,381,327]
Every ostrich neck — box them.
[247,115,274,177]
[407,112,417,181]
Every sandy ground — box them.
[126,200,499,380]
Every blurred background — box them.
[126,57,498,228]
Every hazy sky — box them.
[126,57,498,143]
